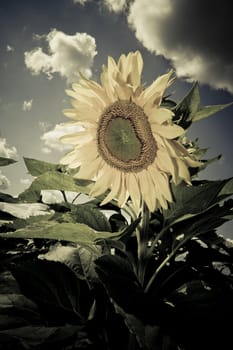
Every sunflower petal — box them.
[101,171,122,205]
[146,107,174,124]
[152,123,184,139]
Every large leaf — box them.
[0,157,17,167]
[95,255,174,325]
[95,254,145,317]
[174,82,200,127]
[42,244,100,286]
[23,157,59,176]
[168,280,233,350]
[63,203,112,232]
[10,259,90,323]
[0,221,122,245]
[18,171,92,202]
[164,179,233,226]
[0,192,18,203]
[0,325,89,350]
[192,102,233,122]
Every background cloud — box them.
[0,170,10,190]
[128,0,233,93]
[6,45,14,52]
[40,123,83,153]
[0,138,18,159]
[24,29,97,82]
[73,0,127,13]
[103,0,127,13]
[22,99,33,111]
[73,0,89,4]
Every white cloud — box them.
[103,0,127,13]
[73,0,127,13]
[22,99,33,111]
[40,123,83,153]
[0,138,17,159]
[73,0,89,4]
[128,0,233,93]
[41,190,64,204]
[0,170,10,190]
[0,202,51,219]
[25,29,97,82]
[6,45,14,52]
[20,178,32,186]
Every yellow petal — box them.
[146,107,174,124]
[60,130,93,145]
[60,150,81,167]
[137,171,155,212]
[156,149,178,182]
[117,174,128,207]
[78,157,103,179]
[152,123,184,139]
[101,171,122,205]
[100,65,117,102]
[90,164,113,197]
[126,173,141,208]
[140,69,174,105]
[176,158,191,184]
[130,51,143,87]
[148,164,172,203]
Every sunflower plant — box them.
[0,51,233,350]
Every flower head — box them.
[60,51,201,212]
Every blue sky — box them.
[0,0,233,235]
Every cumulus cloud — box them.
[6,45,14,52]
[22,99,33,111]
[0,202,51,219]
[20,178,32,187]
[25,29,97,82]
[128,0,233,93]
[73,0,127,13]
[0,138,17,159]
[73,0,89,4]
[103,0,127,13]
[0,170,10,190]
[40,123,83,153]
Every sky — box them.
[0,0,233,235]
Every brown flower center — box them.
[97,100,157,172]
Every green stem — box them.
[136,202,150,286]
[145,233,195,293]
[61,190,68,203]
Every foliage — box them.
[0,83,233,350]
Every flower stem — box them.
[136,202,150,286]
[145,232,195,293]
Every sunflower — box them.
[60,51,200,212]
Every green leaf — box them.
[95,255,174,325]
[0,325,88,349]
[218,177,233,197]
[11,260,88,322]
[175,82,200,126]
[95,255,144,316]
[0,221,122,244]
[0,193,18,203]
[59,245,100,286]
[164,179,232,226]
[63,203,112,232]
[24,157,59,176]
[192,102,233,122]
[0,157,17,167]
[18,171,92,202]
